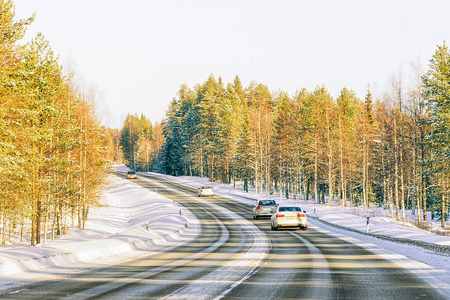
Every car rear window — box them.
[279,207,301,212]
[260,200,276,206]
[128,171,135,174]
[203,186,212,189]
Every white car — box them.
[252,199,277,219]
[271,205,307,230]
[197,186,214,197]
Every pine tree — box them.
[161,100,183,176]
[120,114,140,169]
[0,2,110,245]
[236,105,254,192]
[360,87,375,209]
[0,0,34,245]
[21,33,70,245]
[336,88,359,206]
[250,84,273,194]
[196,75,223,181]
[272,91,295,198]
[294,88,317,201]
[422,42,450,228]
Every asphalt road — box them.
[0,174,445,299]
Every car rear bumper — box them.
[256,213,274,217]
[276,218,307,228]
[199,192,214,197]
[255,206,276,216]
[255,210,275,217]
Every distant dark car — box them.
[126,170,137,179]
[252,199,277,219]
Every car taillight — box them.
[200,189,203,192]
[256,206,260,210]
[298,213,306,217]
[276,214,285,218]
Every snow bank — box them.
[0,175,200,280]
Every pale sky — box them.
[13,0,450,129]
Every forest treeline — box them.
[2,0,448,248]
[0,1,117,246]
[121,46,449,229]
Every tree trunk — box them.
[394,153,400,220]
[423,175,428,221]
[442,193,446,229]
[36,187,42,245]
[255,153,258,194]
[306,177,310,201]
[314,134,319,203]
[43,209,48,244]
[362,132,367,209]
[399,105,406,222]
[1,210,5,245]
[417,184,422,226]
[401,166,406,222]
[339,117,346,207]
[327,109,333,205]
[388,175,394,218]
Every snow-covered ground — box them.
[0,165,449,295]
[0,173,200,290]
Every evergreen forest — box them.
[121,48,450,230]
[1,0,449,248]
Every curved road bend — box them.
[139,174,445,300]
[0,173,445,299]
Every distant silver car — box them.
[126,170,137,179]
[252,199,277,220]
[271,205,307,230]
[197,185,214,197]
